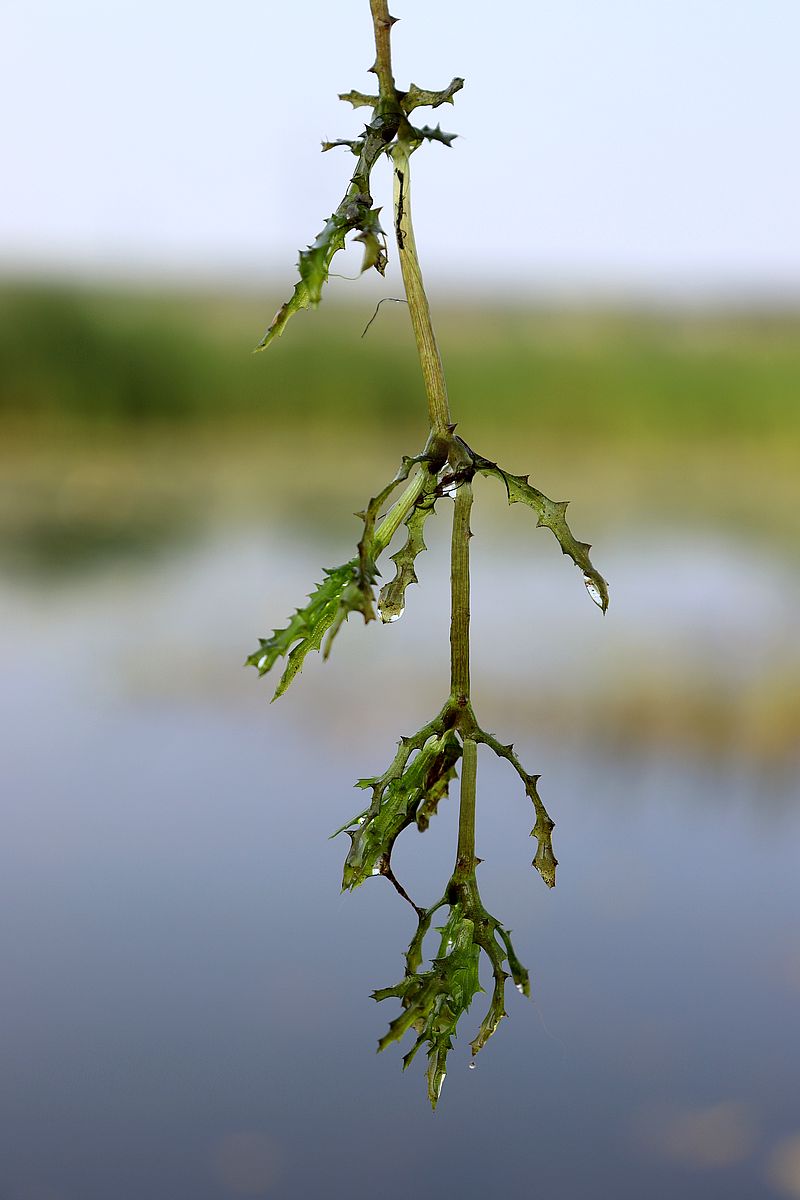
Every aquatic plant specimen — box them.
[248,0,607,1108]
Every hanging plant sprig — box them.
[249,0,608,1109]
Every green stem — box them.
[370,0,473,903]
[369,0,398,101]
[456,738,477,868]
[373,469,427,555]
[450,482,475,871]
[392,142,452,436]
[371,0,452,437]
[450,481,472,702]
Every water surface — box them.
[1,525,799,1200]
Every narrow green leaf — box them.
[378,484,437,622]
[356,453,417,614]
[528,777,558,889]
[245,560,358,699]
[256,278,312,352]
[475,455,609,612]
[471,721,558,888]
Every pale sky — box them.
[1,0,798,296]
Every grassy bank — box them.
[2,280,800,441]
[1,280,798,569]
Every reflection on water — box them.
[1,523,799,1199]
[0,506,197,577]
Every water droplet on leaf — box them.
[583,575,604,608]
[382,606,405,624]
[515,983,525,994]
[468,1061,476,1071]
[440,478,459,497]
[257,655,267,669]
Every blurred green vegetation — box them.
[1,279,798,572]
[2,279,800,441]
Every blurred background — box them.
[1,2,799,1198]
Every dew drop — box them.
[515,983,525,994]
[436,1072,446,1098]
[468,1061,476,1071]
[583,575,604,609]
[440,478,460,497]
[382,606,405,624]
[370,865,382,876]
[257,655,267,669]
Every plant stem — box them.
[450,481,472,703]
[456,738,477,868]
[369,1,451,435]
[369,0,472,885]
[369,0,397,100]
[392,143,452,436]
[451,483,477,881]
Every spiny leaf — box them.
[246,560,358,699]
[257,69,462,351]
[471,721,558,888]
[338,89,379,109]
[378,485,437,622]
[298,196,377,305]
[257,279,312,352]
[248,454,431,699]
[497,926,531,999]
[354,229,386,274]
[353,206,388,276]
[321,137,361,154]
[321,568,377,658]
[402,77,465,113]
[528,780,558,889]
[474,455,609,612]
[415,738,454,832]
[374,884,529,1108]
[339,730,461,889]
[257,118,395,350]
[263,195,376,347]
[374,907,481,1110]
[412,123,458,148]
